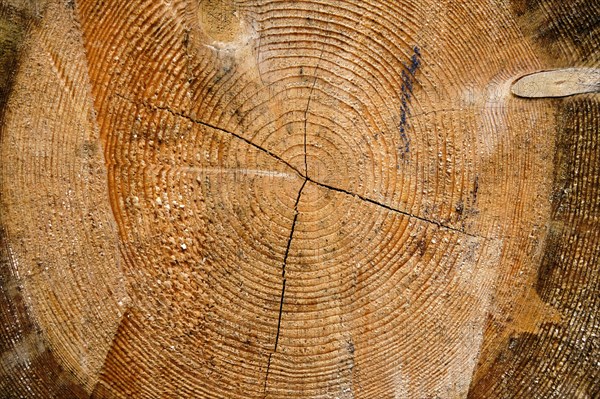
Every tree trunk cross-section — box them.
[0,0,598,398]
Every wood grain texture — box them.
[469,1,600,397]
[0,1,127,397]
[0,0,598,398]
[512,68,600,98]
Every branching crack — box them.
[303,47,325,178]
[114,93,482,239]
[264,178,307,396]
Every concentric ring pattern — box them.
[74,0,557,397]
[2,0,587,397]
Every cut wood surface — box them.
[0,0,598,398]
[512,68,600,98]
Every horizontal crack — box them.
[114,93,483,239]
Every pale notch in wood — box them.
[511,68,600,98]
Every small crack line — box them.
[309,178,484,239]
[263,353,274,397]
[160,105,305,178]
[304,46,325,178]
[255,30,265,86]
[272,277,287,353]
[114,93,305,179]
[114,93,483,239]
[264,178,307,396]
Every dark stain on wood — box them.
[397,46,421,157]
[0,228,89,398]
[0,3,32,128]
[0,4,91,397]
[467,97,600,398]
[509,0,600,66]
[467,1,599,393]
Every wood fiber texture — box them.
[0,0,598,398]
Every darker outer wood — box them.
[468,97,600,399]
[468,1,599,397]
[0,2,88,398]
[0,0,597,397]
[0,2,30,121]
[509,0,599,67]
[0,227,89,398]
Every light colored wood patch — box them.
[512,68,600,98]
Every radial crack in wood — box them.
[1,0,598,398]
[114,92,479,236]
[265,178,308,396]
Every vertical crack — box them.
[304,47,325,178]
[264,178,308,396]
